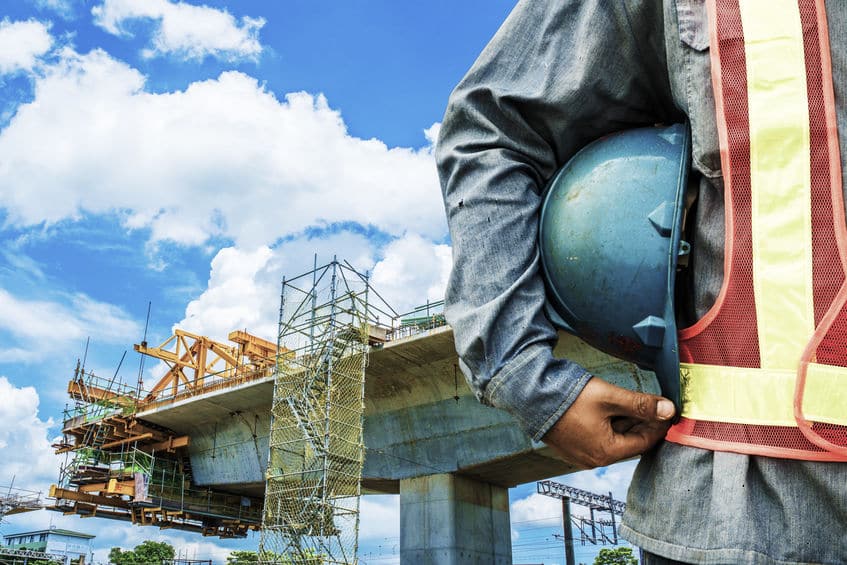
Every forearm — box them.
[437,0,675,440]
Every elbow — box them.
[434,92,466,183]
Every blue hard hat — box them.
[539,123,691,409]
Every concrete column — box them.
[399,473,511,565]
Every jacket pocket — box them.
[673,0,722,178]
[676,0,709,51]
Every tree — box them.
[226,549,322,564]
[226,551,260,564]
[109,540,175,564]
[593,546,638,565]
[226,550,293,564]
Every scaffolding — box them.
[260,259,395,564]
[47,258,451,549]
[0,546,66,564]
[134,329,280,407]
[0,485,43,519]
[50,337,270,538]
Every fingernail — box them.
[657,399,675,420]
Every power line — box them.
[536,480,627,565]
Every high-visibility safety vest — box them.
[665,0,847,460]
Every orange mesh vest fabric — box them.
[665,0,847,460]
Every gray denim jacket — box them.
[437,1,847,562]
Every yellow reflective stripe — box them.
[681,363,796,425]
[681,362,847,426]
[804,364,847,425]
[740,0,814,370]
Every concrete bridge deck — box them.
[135,326,658,563]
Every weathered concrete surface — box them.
[139,379,274,497]
[360,326,659,491]
[399,473,511,565]
[138,326,660,495]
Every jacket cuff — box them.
[486,344,592,441]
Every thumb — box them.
[608,385,676,422]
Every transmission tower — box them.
[260,258,395,564]
[537,480,627,565]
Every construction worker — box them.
[436,1,847,563]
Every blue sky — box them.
[0,1,638,563]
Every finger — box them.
[609,420,672,460]
[610,416,640,434]
[606,385,676,422]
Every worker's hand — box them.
[542,377,675,469]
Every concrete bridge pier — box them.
[399,473,511,564]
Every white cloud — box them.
[0,507,245,564]
[511,461,637,528]
[0,347,41,364]
[359,495,399,540]
[511,492,562,527]
[86,524,243,564]
[92,0,264,62]
[32,0,77,19]
[178,245,277,342]
[0,382,244,560]
[0,19,53,74]
[0,48,445,249]
[176,232,377,342]
[0,376,58,492]
[423,122,441,147]
[370,233,451,314]
[0,288,140,360]
[1,249,46,281]
[174,230,450,346]
[563,460,638,505]
[40,497,393,564]
[4,488,395,563]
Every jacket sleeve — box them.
[436,0,678,440]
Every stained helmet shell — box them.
[539,123,691,408]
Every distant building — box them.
[3,527,94,564]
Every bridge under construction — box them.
[48,259,658,564]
